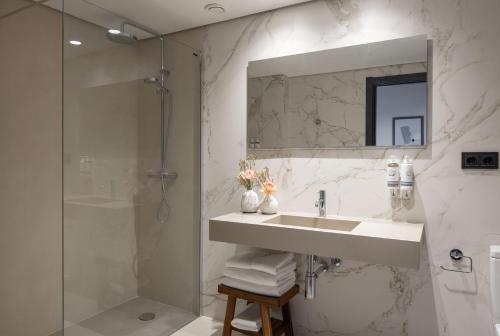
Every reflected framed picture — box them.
[392,116,424,146]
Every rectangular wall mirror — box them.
[247,35,428,149]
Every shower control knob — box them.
[331,257,342,267]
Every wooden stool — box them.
[218,284,299,336]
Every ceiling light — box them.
[69,40,82,46]
[108,29,121,35]
[204,3,225,14]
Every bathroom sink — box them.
[264,215,360,232]
[209,212,424,269]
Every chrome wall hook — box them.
[440,249,473,274]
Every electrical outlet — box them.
[462,152,498,169]
[480,153,498,168]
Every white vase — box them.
[260,195,278,214]
[241,189,259,213]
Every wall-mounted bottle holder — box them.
[386,156,414,200]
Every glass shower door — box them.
[62,1,200,334]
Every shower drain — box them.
[138,312,156,321]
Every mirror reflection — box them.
[247,35,428,149]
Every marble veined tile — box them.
[200,0,500,335]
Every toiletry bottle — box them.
[400,155,414,200]
[386,156,400,198]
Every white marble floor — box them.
[58,297,197,336]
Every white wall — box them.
[200,0,500,335]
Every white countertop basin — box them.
[209,212,424,269]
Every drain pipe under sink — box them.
[305,255,342,299]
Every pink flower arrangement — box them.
[242,169,257,181]
[237,156,258,190]
[237,157,278,195]
[261,180,277,196]
[258,167,277,196]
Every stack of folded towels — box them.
[222,251,296,297]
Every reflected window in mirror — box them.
[366,73,427,146]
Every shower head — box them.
[106,21,160,45]
[106,29,138,44]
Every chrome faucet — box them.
[315,190,326,217]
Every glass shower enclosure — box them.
[61,0,201,334]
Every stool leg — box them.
[259,304,273,336]
[282,303,294,336]
[223,295,236,336]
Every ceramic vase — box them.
[241,189,259,213]
[260,194,278,214]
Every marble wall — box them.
[200,0,500,335]
[248,63,425,148]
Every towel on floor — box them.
[225,252,295,275]
[223,263,296,286]
[222,276,296,297]
[231,304,282,332]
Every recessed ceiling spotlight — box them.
[204,3,225,14]
[69,40,82,46]
[108,29,121,35]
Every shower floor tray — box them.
[55,297,196,336]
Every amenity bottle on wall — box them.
[400,155,414,200]
[386,156,400,198]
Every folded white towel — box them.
[231,304,261,332]
[222,276,296,297]
[272,273,296,287]
[225,252,265,270]
[251,253,295,275]
[225,252,295,275]
[231,304,282,332]
[224,262,296,286]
